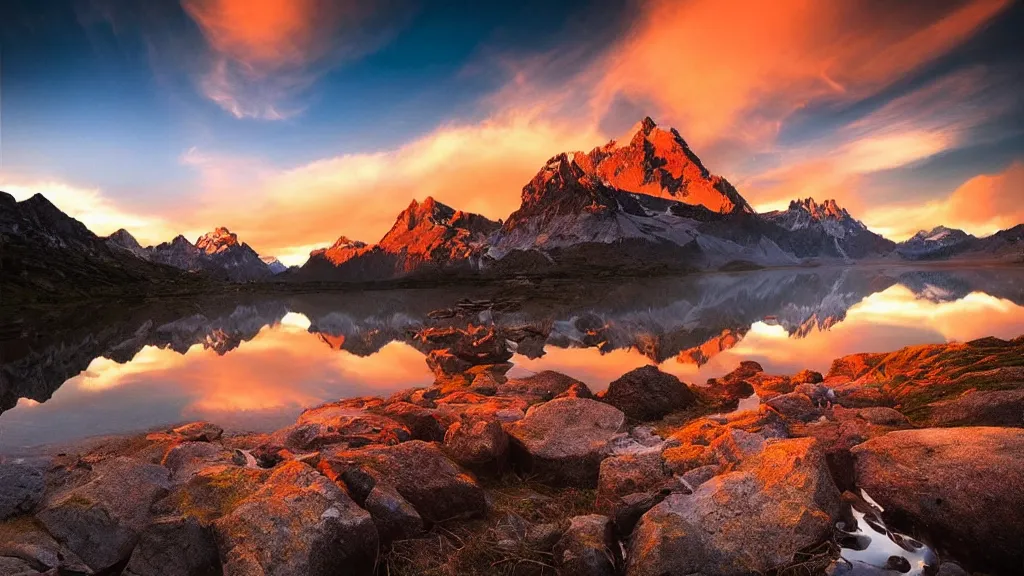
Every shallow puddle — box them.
[836,490,938,574]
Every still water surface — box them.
[3,265,1023,453]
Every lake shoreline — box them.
[2,336,1022,575]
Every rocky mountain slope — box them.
[574,117,752,214]
[895,226,975,260]
[763,198,896,260]
[298,197,500,282]
[6,117,1023,294]
[0,192,205,305]
[109,227,273,282]
[896,224,1024,262]
[485,154,799,274]
[261,256,288,275]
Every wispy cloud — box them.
[181,0,413,119]
[863,160,1024,240]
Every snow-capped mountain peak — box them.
[260,256,288,275]
[196,227,240,255]
[568,117,753,214]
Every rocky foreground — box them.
[1,337,1023,576]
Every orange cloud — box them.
[182,0,407,119]
[864,161,1024,240]
[592,0,1009,150]
[745,67,1006,213]
[184,113,603,263]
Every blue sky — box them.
[1,0,1022,264]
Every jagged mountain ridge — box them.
[297,197,500,281]
[573,117,753,214]
[107,227,273,282]
[0,192,205,304]
[6,116,1023,294]
[762,198,896,260]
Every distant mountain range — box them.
[2,117,1021,299]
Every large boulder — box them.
[553,515,620,576]
[765,392,820,422]
[124,515,220,576]
[627,438,841,576]
[497,371,594,403]
[36,457,172,573]
[158,465,270,524]
[0,517,91,574]
[0,463,44,520]
[275,404,411,450]
[597,451,669,501]
[161,441,235,483]
[443,418,508,473]
[319,440,486,522]
[918,389,1024,428]
[852,427,1024,573]
[598,366,696,421]
[507,398,626,487]
[214,461,378,576]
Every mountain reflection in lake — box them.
[2,265,1023,453]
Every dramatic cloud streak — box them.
[591,0,1010,149]
[182,0,410,119]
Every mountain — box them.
[261,256,288,275]
[762,198,896,260]
[896,226,975,260]
[0,192,202,305]
[894,224,1023,262]
[485,153,798,273]
[106,229,151,260]
[194,227,272,281]
[963,224,1024,261]
[573,117,752,214]
[146,227,272,282]
[297,197,500,281]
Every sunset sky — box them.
[1,0,1022,265]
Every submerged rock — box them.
[853,427,1024,573]
[598,366,696,421]
[507,397,626,487]
[627,437,841,576]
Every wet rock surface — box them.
[853,427,1024,573]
